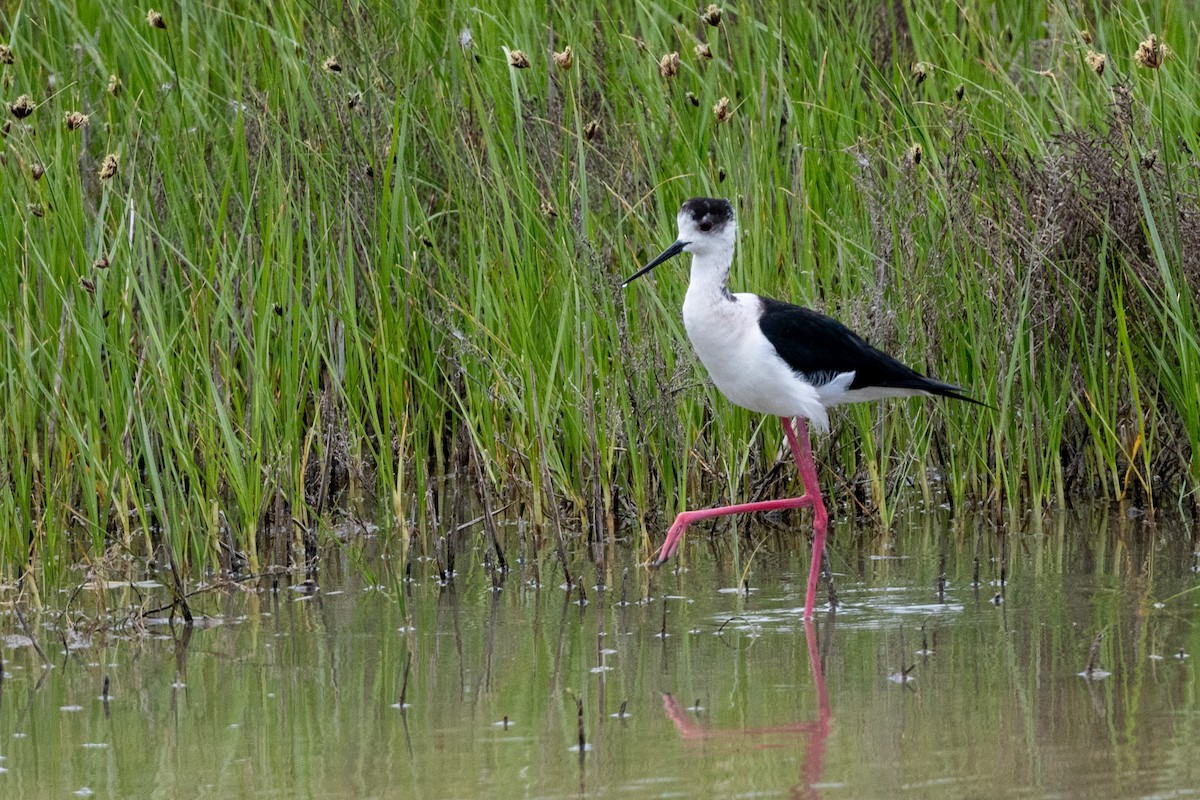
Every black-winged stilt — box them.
[623,197,979,619]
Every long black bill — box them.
[621,239,688,288]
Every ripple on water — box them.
[0,635,34,649]
[712,588,964,633]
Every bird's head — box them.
[623,197,736,287]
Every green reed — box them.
[1,1,1198,586]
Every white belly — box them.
[682,290,830,430]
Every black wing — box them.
[757,297,978,403]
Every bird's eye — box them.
[699,221,713,232]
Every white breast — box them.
[681,290,830,431]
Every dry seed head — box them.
[694,42,712,61]
[702,4,723,26]
[323,56,342,72]
[553,46,573,70]
[507,49,530,69]
[64,110,89,130]
[9,94,34,118]
[540,199,557,219]
[31,162,44,180]
[146,9,165,29]
[911,62,931,85]
[908,142,923,164]
[1135,35,1168,69]
[0,44,12,65]
[1080,29,1093,45]
[107,73,122,97]
[458,28,473,49]
[28,202,44,217]
[685,91,700,107]
[713,95,731,122]
[79,276,96,294]
[99,152,119,180]
[347,90,362,109]
[1085,50,1106,76]
[659,51,680,78]
[93,256,110,269]
[583,119,599,140]
[954,83,965,101]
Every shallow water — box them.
[2,508,1199,799]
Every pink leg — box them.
[783,418,829,619]
[652,416,829,619]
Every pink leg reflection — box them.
[661,618,831,798]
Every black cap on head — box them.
[621,197,735,287]
[680,197,734,231]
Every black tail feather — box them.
[922,379,991,409]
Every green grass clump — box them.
[1,1,1198,586]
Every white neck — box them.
[685,245,736,306]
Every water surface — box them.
[2,507,1198,798]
